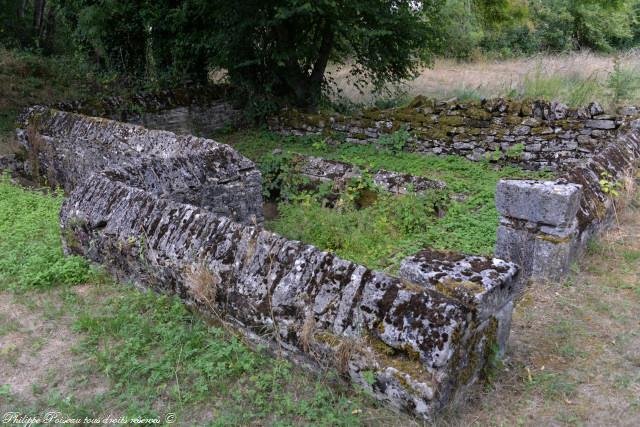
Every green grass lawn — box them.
[221,130,553,271]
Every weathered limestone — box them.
[269,98,640,171]
[495,180,582,228]
[61,173,502,420]
[289,153,446,195]
[399,250,519,355]
[16,108,263,225]
[495,180,582,283]
[54,85,241,137]
[494,126,640,285]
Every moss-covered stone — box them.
[440,115,465,127]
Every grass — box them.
[0,176,408,426]
[330,50,640,110]
[221,130,552,270]
[0,174,92,291]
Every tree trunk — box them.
[283,22,334,110]
[17,0,28,19]
[33,0,46,34]
[42,3,56,51]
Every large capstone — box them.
[495,180,582,227]
[399,249,519,354]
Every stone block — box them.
[398,249,519,353]
[585,119,616,130]
[495,180,583,227]
[531,225,579,281]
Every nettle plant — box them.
[377,128,410,154]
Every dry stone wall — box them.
[269,98,640,171]
[53,86,241,137]
[12,105,523,421]
[61,172,506,420]
[16,107,263,225]
[494,125,640,286]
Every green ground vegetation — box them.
[0,175,91,290]
[0,175,403,426]
[221,130,552,271]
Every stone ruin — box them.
[9,90,640,421]
[278,152,446,195]
[269,97,639,172]
[270,98,640,287]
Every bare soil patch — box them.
[0,288,108,409]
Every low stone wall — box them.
[16,107,263,225]
[269,98,640,171]
[494,125,640,285]
[54,85,242,137]
[61,172,511,420]
[286,152,446,195]
[13,104,524,420]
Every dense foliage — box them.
[439,0,640,59]
[42,0,442,110]
[222,130,552,270]
[2,1,640,109]
[0,174,91,290]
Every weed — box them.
[185,262,220,314]
[222,130,551,269]
[300,311,316,354]
[377,128,410,154]
[335,339,356,376]
[504,143,525,161]
[0,174,92,291]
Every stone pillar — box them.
[495,180,583,286]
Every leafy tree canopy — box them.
[55,0,445,110]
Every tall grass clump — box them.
[606,59,640,106]
[521,67,605,108]
[0,175,91,291]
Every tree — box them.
[202,1,445,110]
[56,0,445,110]
[530,0,637,52]
[0,0,58,51]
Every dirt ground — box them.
[435,193,640,427]
[0,286,108,410]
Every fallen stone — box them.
[291,153,446,195]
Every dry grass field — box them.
[330,51,640,110]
